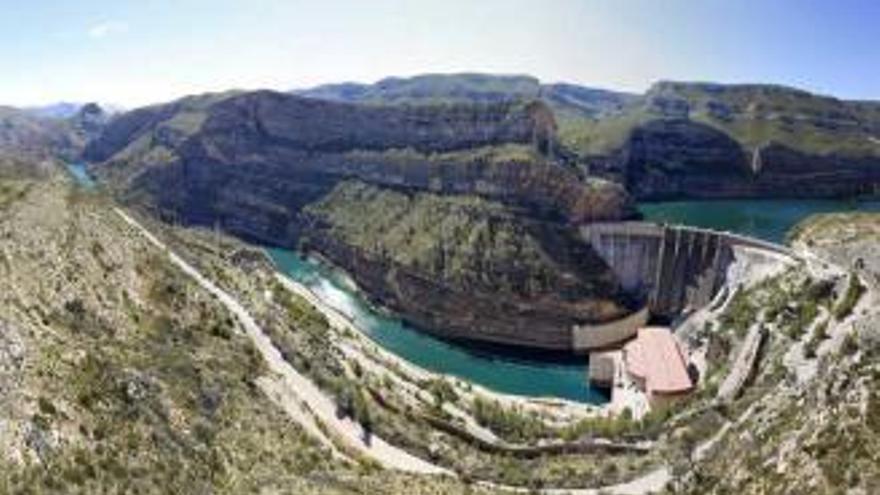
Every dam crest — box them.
[573,222,793,350]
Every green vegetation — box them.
[719,272,833,343]
[425,378,459,409]
[266,284,348,401]
[561,406,674,441]
[834,273,865,321]
[804,319,830,358]
[556,110,651,155]
[305,180,617,299]
[299,73,542,106]
[0,180,345,493]
[471,397,549,443]
[557,80,880,158]
[0,179,35,210]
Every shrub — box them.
[472,397,548,443]
[425,378,458,409]
[804,319,829,358]
[834,274,865,321]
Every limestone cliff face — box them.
[298,74,880,201]
[621,118,880,199]
[87,91,633,225]
[297,181,632,349]
[615,82,880,199]
[623,119,751,199]
[86,90,636,350]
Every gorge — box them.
[6,71,880,494]
[70,75,880,402]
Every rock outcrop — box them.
[300,181,633,349]
[298,74,880,200]
[85,90,637,350]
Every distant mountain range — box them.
[24,102,125,120]
[0,102,111,174]
[295,73,638,118]
[298,73,880,198]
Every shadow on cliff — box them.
[624,118,751,199]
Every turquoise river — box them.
[268,197,880,404]
[68,162,880,404]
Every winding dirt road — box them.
[113,206,671,493]
[114,208,447,474]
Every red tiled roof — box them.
[624,327,693,396]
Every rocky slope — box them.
[664,214,880,494]
[0,103,108,173]
[300,74,880,199]
[83,89,635,349]
[0,171,495,494]
[302,181,632,348]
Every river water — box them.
[270,198,880,404]
[268,248,610,403]
[66,162,97,189]
[66,162,878,403]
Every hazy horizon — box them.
[3,0,879,107]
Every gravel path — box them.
[115,206,672,493]
[114,208,448,475]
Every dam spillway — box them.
[581,222,791,328]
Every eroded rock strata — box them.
[86,90,636,349]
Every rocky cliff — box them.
[299,74,880,200]
[301,181,632,349]
[577,82,880,199]
[0,103,110,173]
[85,90,636,349]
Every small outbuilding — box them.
[624,326,693,406]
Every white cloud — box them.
[87,21,129,39]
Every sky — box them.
[1,0,878,107]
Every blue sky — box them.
[2,0,878,107]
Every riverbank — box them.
[273,271,606,423]
[268,247,610,404]
[115,201,669,491]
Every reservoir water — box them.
[66,163,880,403]
[639,199,880,244]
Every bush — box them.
[472,397,548,443]
[804,319,829,358]
[841,332,860,356]
[834,274,865,321]
[425,378,458,409]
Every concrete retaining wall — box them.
[572,306,650,350]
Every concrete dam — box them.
[572,222,791,350]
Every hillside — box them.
[302,180,632,347]
[299,74,880,199]
[0,104,109,173]
[82,89,635,350]
[0,107,72,169]
[0,171,495,494]
[667,214,880,494]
